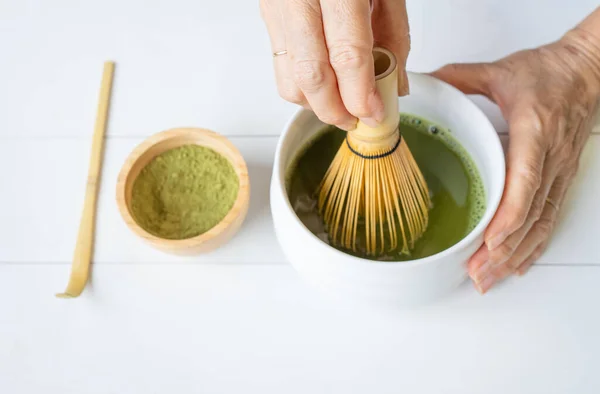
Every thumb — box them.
[429,63,493,98]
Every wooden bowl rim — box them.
[115,127,250,250]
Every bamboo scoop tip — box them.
[102,61,116,75]
[55,292,77,299]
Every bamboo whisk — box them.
[317,47,430,256]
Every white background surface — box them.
[1,1,599,393]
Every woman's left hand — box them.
[432,28,600,294]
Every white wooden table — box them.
[1,1,599,393]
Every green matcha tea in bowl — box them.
[117,127,249,255]
[270,71,506,307]
[287,115,487,261]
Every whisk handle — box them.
[348,47,400,151]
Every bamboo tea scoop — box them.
[56,61,115,298]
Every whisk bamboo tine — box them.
[317,47,430,256]
[56,61,115,298]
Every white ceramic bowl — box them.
[270,72,505,307]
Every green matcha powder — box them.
[130,145,239,240]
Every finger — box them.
[484,109,547,251]
[467,244,489,282]
[474,252,522,294]
[498,204,554,276]
[429,63,494,98]
[515,174,570,275]
[371,0,411,95]
[515,243,547,276]
[283,0,356,131]
[484,154,559,268]
[477,175,569,293]
[260,0,307,106]
[472,240,520,293]
[321,0,383,127]
[274,56,309,106]
[474,263,505,294]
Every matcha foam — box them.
[400,113,486,233]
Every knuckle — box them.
[496,262,515,278]
[504,210,527,233]
[533,217,555,239]
[318,113,348,126]
[512,109,545,138]
[550,143,571,163]
[493,242,516,262]
[533,103,556,127]
[516,161,543,191]
[507,257,522,270]
[553,175,570,191]
[571,102,590,120]
[328,44,370,73]
[346,99,372,118]
[529,197,545,222]
[278,86,304,104]
[293,60,328,92]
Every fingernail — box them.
[472,260,493,283]
[360,117,380,128]
[475,274,496,294]
[486,231,508,250]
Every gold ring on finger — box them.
[272,50,287,57]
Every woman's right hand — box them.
[259,0,411,131]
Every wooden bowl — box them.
[116,127,250,255]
